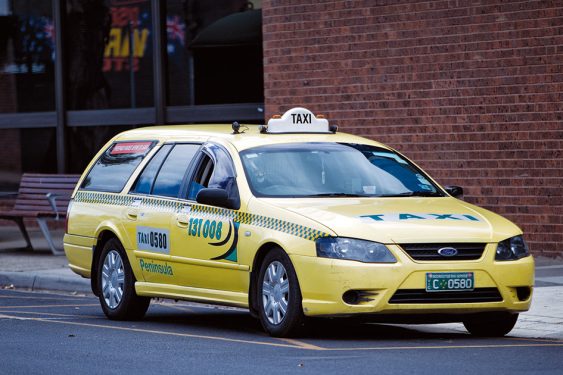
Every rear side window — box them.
[151,144,200,198]
[81,141,156,192]
[132,144,173,195]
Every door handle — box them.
[176,214,189,227]
[127,199,142,220]
[126,209,138,220]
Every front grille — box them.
[388,288,503,304]
[400,243,486,261]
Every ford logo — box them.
[437,247,458,257]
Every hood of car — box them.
[261,197,521,244]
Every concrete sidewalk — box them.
[1,227,562,339]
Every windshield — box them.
[240,143,444,198]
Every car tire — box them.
[97,238,150,320]
[257,247,306,337]
[463,312,519,337]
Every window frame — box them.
[129,143,174,196]
[182,142,240,209]
[128,142,203,200]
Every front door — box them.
[169,143,246,295]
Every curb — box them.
[0,271,91,293]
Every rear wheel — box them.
[257,248,306,337]
[463,312,519,337]
[98,238,150,320]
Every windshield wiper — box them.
[305,192,370,197]
[377,191,443,197]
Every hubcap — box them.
[262,261,289,325]
[101,250,125,309]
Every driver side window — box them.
[186,146,240,209]
[187,154,214,200]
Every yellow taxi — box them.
[64,107,534,337]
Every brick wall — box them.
[262,0,563,256]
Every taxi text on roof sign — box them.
[266,107,330,133]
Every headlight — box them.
[495,235,530,261]
[316,237,396,263]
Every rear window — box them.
[81,141,156,192]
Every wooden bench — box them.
[0,173,80,255]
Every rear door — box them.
[125,143,201,285]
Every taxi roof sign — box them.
[265,107,331,133]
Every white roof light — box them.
[265,107,331,133]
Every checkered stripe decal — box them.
[191,205,328,241]
[75,191,136,206]
[191,204,236,220]
[141,196,184,213]
[74,191,329,241]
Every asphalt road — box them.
[1,289,562,375]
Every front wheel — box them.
[463,312,519,337]
[98,238,150,320]
[257,248,306,337]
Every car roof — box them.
[113,124,392,152]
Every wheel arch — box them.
[248,241,287,318]
[91,227,125,296]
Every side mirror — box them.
[196,188,232,209]
[445,185,464,198]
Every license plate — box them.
[426,272,474,292]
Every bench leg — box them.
[13,217,33,250]
[36,217,64,255]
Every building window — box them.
[166,0,263,106]
[0,0,265,181]
[0,0,55,113]
[0,128,58,191]
[65,0,154,110]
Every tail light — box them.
[65,200,73,234]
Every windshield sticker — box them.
[372,152,407,164]
[361,213,481,222]
[415,174,431,184]
[111,141,152,155]
[137,226,170,254]
[418,184,433,191]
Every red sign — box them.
[111,142,152,155]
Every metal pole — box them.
[53,0,66,173]
[151,0,166,124]
[129,21,136,108]
[188,54,194,106]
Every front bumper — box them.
[291,244,534,317]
